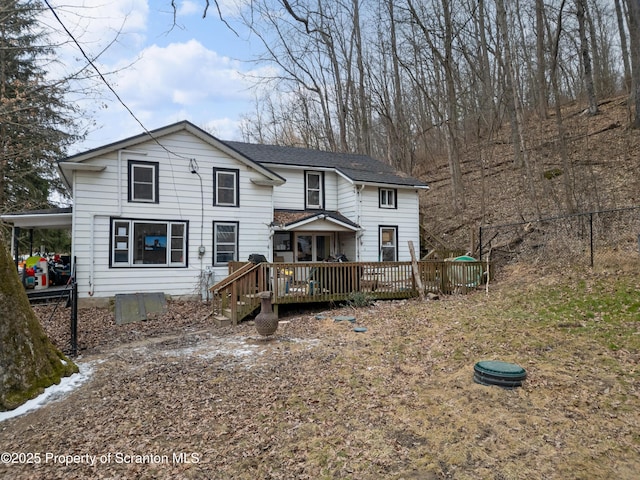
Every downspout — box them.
[356,184,365,261]
[269,184,276,261]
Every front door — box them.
[296,233,331,262]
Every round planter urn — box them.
[255,291,279,336]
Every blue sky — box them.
[42,0,272,154]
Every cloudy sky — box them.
[41,0,270,154]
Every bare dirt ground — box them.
[1,266,639,480]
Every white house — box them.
[3,121,428,304]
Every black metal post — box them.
[589,213,594,268]
[71,280,78,357]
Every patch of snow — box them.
[159,338,264,361]
[0,361,95,423]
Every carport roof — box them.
[0,207,72,229]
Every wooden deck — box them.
[211,259,490,324]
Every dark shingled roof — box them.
[224,141,428,188]
[273,209,360,229]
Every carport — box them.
[0,207,73,271]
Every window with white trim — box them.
[128,160,159,203]
[379,226,398,261]
[379,188,397,209]
[305,171,323,209]
[213,222,238,265]
[111,219,187,267]
[214,168,239,206]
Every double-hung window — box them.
[111,219,187,267]
[379,188,397,209]
[213,222,238,265]
[128,160,159,203]
[379,226,398,262]
[305,171,324,209]
[213,168,239,207]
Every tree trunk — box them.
[626,0,640,128]
[0,232,78,411]
[550,0,576,212]
[441,0,465,212]
[615,0,632,92]
[536,0,549,119]
[495,0,523,168]
[576,0,598,115]
[496,0,540,216]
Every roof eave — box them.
[0,212,72,229]
[60,121,285,185]
[280,214,359,232]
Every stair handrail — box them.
[209,261,261,294]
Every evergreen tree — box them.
[0,0,80,213]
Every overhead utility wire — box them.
[43,0,190,160]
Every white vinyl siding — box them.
[69,127,423,299]
[71,131,273,299]
[271,168,338,211]
[357,187,420,262]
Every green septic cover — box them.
[448,256,482,288]
[454,255,477,262]
[475,360,526,378]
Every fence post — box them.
[478,226,483,261]
[70,280,78,357]
[589,213,594,268]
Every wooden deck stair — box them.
[210,262,267,325]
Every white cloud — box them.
[43,0,150,63]
[176,0,201,16]
[113,40,249,109]
[36,0,278,152]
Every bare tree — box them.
[576,0,599,115]
[615,0,632,91]
[626,0,640,128]
[407,0,465,212]
[536,0,550,119]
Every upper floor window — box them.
[128,160,159,203]
[305,171,324,209]
[379,188,397,209]
[214,168,239,207]
[111,218,187,267]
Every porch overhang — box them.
[272,210,360,232]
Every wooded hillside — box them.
[418,95,640,252]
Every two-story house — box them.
[5,121,428,303]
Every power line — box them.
[43,0,190,160]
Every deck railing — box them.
[214,259,490,324]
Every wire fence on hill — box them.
[479,206,640,269]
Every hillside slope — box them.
[419,95,640,253]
